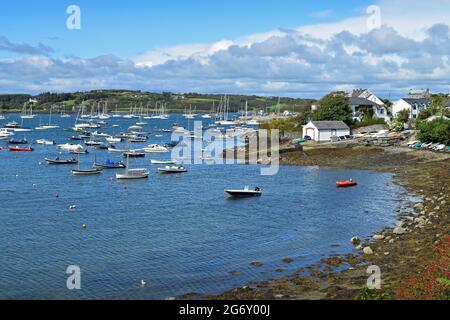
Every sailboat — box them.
[20,102,37,119]
[202,101,213,119]
[61,106,71,118]
[215,95,235,125]
[36,107,59,130]
[71,154,102,175]
[116,154,149,179]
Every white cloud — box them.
[2,0,450,98]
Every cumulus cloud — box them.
[0,36,54,55]
[1,0,450,98]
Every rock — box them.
[441,200,446,205]
[355,245,363,250]
[363,247,374,255]
[414,203,424,210]
[164,296,176,300]
[250,261,263,267]
[389,239,395,244]
[274,294,284,299]
[373,234,385,240]
[350,236,361,245]
[434,206,441,210]
[393,227,406,235]
[282,258,294,264]
[414,217,426,225]
[384,252,390,256]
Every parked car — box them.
[303,135,312,141]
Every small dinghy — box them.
[150,159,176,165]
[45,157,78,165]
[8,146,33,152]
[225,186,262,198]
[336,180,358,188]
[85,140,102,146]
[71,168,102,176]
[157,165,187,174]
[70,149,89,155]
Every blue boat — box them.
[93,159,126,169]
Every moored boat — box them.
[150,159,176,165]
[336,180,358,188]
[225,186,262,198]
[157,165,187,174]
[93,159,126,169]
[45,157,78,165]
[8,146,33,152]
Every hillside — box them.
[0,90,314,113]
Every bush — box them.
[417,118,450,145]
[397,236,450,300]
[353,117,386,128]
[266,116,302,134]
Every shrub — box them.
[353,117,386,128]
[396,236,450,300]
[417,118,450,145]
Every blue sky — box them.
[0,0,372,58]
[1,0,450,98]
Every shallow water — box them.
[0,114,405,299]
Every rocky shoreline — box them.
[204,143,449,300]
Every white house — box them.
[392,98,430,120]
[303,121,350,142]
[349,89,389,121]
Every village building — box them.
[303,121,350,142]
[349,89,389,122]
[392,98,431,119]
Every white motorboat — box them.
[142,144,169,153]
[108,147,129,153]
[35,125,60,130]
[128,125,143,131]
[36,139,55,145]
[225,186,262,198]
[157,165,187,174]
[57,143,84,152]
[106,136,122,143]
[0,128,13,139]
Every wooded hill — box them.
[0,90,314,113]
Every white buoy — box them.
[69,205,77,210]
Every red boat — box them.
[8,146,34,152]
[336,180,358,187]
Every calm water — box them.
[0,114,405,299]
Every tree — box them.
[313,92,352,124]
[429,94,446,116]
[394,109,410,131]
[417,118,450,145]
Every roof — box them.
[402,98,430,106]
[349,97,379,106]
[310,121,350,130]
[351,89,368,98]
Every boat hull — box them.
[225,190,262,198]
